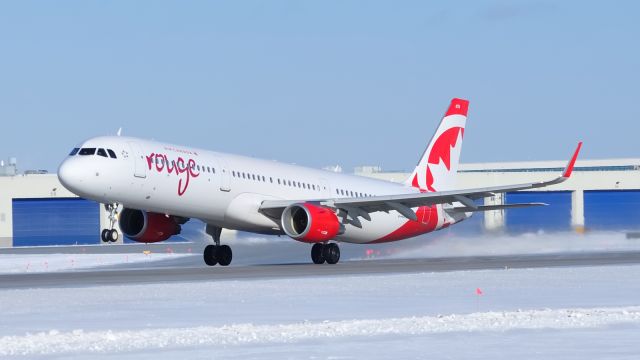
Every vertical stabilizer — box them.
[405,98,469,192]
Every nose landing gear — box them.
[101,203,120,243]
[101,228,119,243]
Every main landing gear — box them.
[203,225,232,266]
[101,203,120,243]
[311,243,340,264]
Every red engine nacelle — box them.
[119,208,181,243]
[281,203,341,243]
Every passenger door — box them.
[320,178,331,198]
[217,157,231,192]
[127,142,147,179]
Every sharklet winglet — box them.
[562,141,583,178]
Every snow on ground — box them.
[1,264,640,358]
[0,252,191,274]
[2,306,639,357]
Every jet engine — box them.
[281,203,341,243]
[119,208,182,243]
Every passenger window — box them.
[69,148,79,156]
[79,148,96,156]
[270,177,273,183]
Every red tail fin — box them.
[406,98,469,192]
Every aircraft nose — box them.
[57,158,83,194]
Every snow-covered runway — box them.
[1,263,640,358]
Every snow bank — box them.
[1,306,639,356]
[0,253,190,274]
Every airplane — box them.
[57,98,582,266]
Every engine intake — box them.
[281,203,341,243]
[119,208,181,243]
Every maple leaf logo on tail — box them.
[406,98,469,192]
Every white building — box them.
[0,158,639,247]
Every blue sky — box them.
[1,1,638,172]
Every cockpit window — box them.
[107,149,117,159]
[97,148,108,157]
[69,148,79,156]
[78,148,96,156]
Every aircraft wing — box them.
[259,142,582,223]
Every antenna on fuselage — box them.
[117,127,122,136]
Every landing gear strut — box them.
[101,203,120,243]
[311,243,340,264]
[203,225,233,266]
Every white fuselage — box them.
[58,136,468,244]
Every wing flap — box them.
[446,202,548,213]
